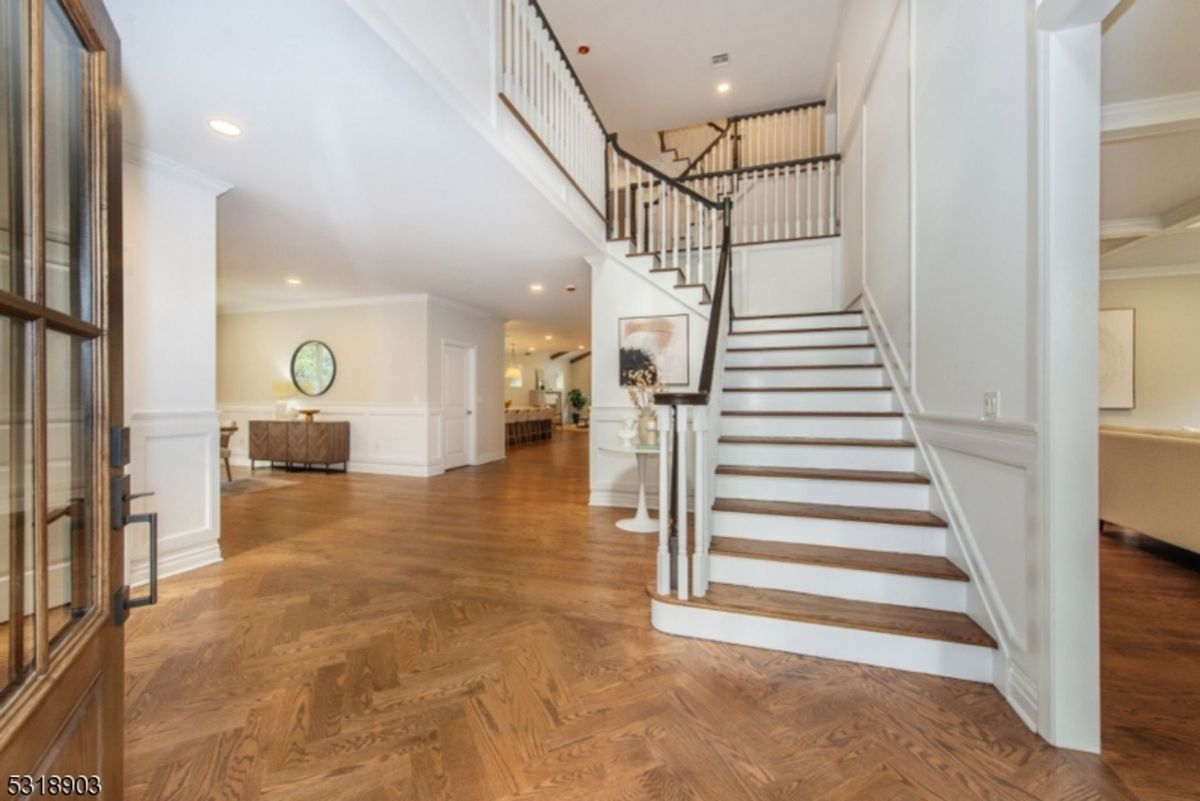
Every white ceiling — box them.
[537,0,842,142]
[1101,0,1200,273]
[1101,0,1200,105]
[107,0,594,348]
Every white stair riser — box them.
[732,313,864,333]
[712,510,946,556]
[716,474,930,510]
[718,443,915,472]
[729,329,871,348]
[726,347,878,368]
[709,555,967,613]
[722,390,894,413]
[720,415,904,438]
[724,367,886,389]
[650,600,994,683]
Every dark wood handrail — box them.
[677,123,732,180]
[527,0,607,134]
[608,134,722,210]
[680,153,841,182]
[656,197,734,407]
[729,98,825,123]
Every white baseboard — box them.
[130,541,223,588]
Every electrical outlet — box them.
[983,391,1000,421]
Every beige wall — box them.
[217,294,506,474]
[217,298,429,405]
[1100,273,1200,430]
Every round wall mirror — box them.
[291,340,336,396]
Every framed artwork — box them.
[618,314,689,385]
[1099,308,1135,410]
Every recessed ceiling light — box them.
[208,119,243,137]
[578,345,585,350]
[286,277,302,286]
[544,335,553,340]
[530,283,544,292]
[716,82,731,94]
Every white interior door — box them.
[442,343,473,470]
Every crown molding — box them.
[123,142,233,196]
[1101,90,1200,143]
[1100,262,1200,281]
[218,292,430,315]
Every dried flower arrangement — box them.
[625,366,664,411]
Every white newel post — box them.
[675,405,690,601]
[692,406,708,597]
[656,404,672,596]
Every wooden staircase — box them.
[648,310,998,683]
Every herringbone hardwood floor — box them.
[124,431,1147,800]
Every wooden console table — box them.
[248,420,350,473]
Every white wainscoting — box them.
[219,403,449,477]
[128,410,223,587]
[732,237,842,317]
[863,293,1041,729]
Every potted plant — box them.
[567,388,589,425]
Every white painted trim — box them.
[219,292,429,316]
[650,597,994,683]
[1099,216,1161,239]
[1100,262,1200,281]
[428,293,501,322]
[130,542,222,588]
[123,143,233,196]
[589,250,711,320]
[1101,89,1200,143]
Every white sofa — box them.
[1100,425,1200,554]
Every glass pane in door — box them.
[43,0,90,322]
[1,0,30,297]
[1,315,34,697]
[45,329,92,645]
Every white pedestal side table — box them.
[599,443,660,533]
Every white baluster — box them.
[818,160,826,236]
[659,181,667,264]
[806,164,813,238]
[709,205,717,289]
[829,159,838,233]
[672,188,680,269]
[684,197,692,280]
[675,406,689,601]
[692,406,708,597]
[656,404,672,596]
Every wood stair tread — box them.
[709,537,967,581]
[728,344,875,352]
[719,435,914,448]
[734,310,860,320]
[725,363,884,371]
[647,582,996,648]
[717,465,930,485]
[731,325,869,336]
[724,385,893,393]
[722,410,902,418]
[713,497,947,528]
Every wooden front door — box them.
[0,0,124,796]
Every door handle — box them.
[112,486,159,626]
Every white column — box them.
[692,406,708,597]
[674,405,689,601]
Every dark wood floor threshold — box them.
[731,325,869,336]
[648,582,995,648]
[709,537,967,581]
[717,465,929,485]
[713,497,947,528]
[719,435,914,448]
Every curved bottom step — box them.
[648,583,995,683]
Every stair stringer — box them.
[588,246,712,321]
[859,290,1036,727]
